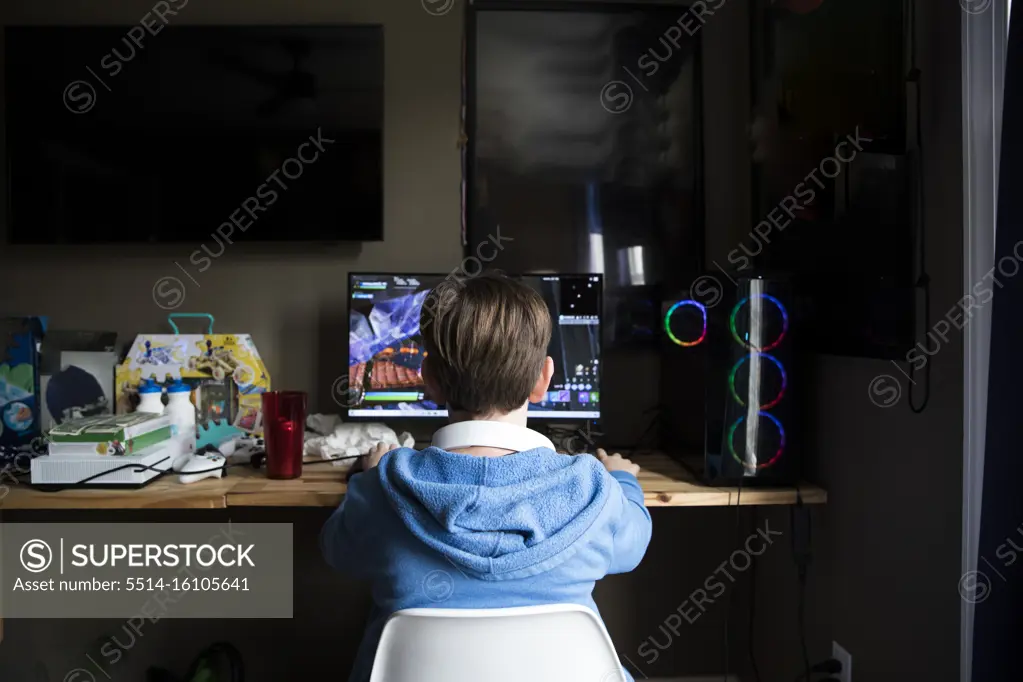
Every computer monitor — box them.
[346,273,602,419]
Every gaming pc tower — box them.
[661,276,800,486]
[659,285,730,464]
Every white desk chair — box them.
[369,604,628,682]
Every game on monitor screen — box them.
[347,273,601,419]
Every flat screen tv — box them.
[4,25,383,244]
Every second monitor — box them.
[347,273,602,420]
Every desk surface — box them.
[0,452,826,510]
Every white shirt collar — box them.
[431,420,556,453]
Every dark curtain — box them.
[972,8,1023,681]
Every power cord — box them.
[28,452,364,492]
[748,506,762,682]
[906,0,931,414]
[721,478,744,682]
[790,492,813,681]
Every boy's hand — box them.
[364,442,399,470]
[596,448,640,477]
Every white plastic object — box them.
[164,381,196,459]
[369,604,625,682]
[177,452,226,485]
[136,390,165,415]
[171,451,192,472]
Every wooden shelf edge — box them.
[225,491,345,508]
[0,452,827,510]
[0,491,230,511]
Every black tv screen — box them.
[4,25,384,244]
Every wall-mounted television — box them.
[4,25,384,244]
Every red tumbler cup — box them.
[262,391,306,480]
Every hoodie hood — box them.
[377,447,612,581]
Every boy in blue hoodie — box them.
[321,271,653,682]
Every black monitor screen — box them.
[347,273,602,419]
[4,25,383,244]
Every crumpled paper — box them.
[304,414,414,470]
[307,413,342,437]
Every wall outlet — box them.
[832,641,852,682]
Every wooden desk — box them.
[0,452,825,645]
[0,452,826,510]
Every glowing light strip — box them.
[728,411,786,469]
[728,353,787,410]
[729,293,789,352]
[664,300,707,347]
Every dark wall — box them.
[744,1,965,681]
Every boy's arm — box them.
[321,443,401,576]
[320,443,398,576]
[319,472,375,579]
[606,469,653,575]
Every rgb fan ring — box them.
[729,293,788,352]
[728,353,787,410]
[727,411,786,469]
[664,300,707,347]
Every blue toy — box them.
[195,419,245,451]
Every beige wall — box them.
[0,0,464,413]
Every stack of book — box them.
[32,413,177,486]
[48,412,174,456]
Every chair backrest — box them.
[369,604,626,682]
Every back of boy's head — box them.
[420,271,552,417]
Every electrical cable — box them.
[797,570,810,681]
[906,0,931,413]
[789,491,813,681]
[748,506,762,682]
[27,452,364,492]
[722,478,744,682]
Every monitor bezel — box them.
[344,271,603,423]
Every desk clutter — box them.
[2,308,410,490]
[3,280,814,496]
[18,408,411,491]
[0,313,289,490]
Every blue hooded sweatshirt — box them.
[320,442,652,682]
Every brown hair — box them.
[420,271,552,416]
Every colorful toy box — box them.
[114,314,270,435]
[0,317,46,447]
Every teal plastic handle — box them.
[167,313,216,335]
